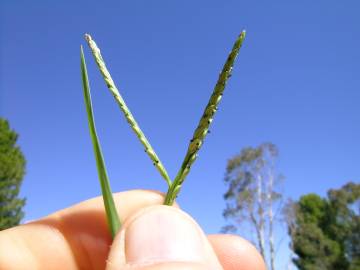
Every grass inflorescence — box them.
[80,31,246,236]
[163,31,246,205]
[84,34,172,187]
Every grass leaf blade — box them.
[80,46,121,237]
[164,30,246,205]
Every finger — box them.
[0,190,169,270]
[208,234,266,270]
[107,205,223,270]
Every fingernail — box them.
[124,206,208,265]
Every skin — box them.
[0,190,266,270]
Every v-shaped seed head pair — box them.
[80,31,246,237]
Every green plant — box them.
[0,118,26,230]
[286,182,360,270]
[84,34,171,187]
[80,47,121,237]
[81,31,246,236]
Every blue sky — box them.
[1,1,360,267]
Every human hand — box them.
[0,190,266,269]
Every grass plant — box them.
[84,34,172,187]
[80,46,121,237]
[164,31,246,205]
[80,31,246,236]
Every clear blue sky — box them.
[1,1,359,266]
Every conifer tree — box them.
[0,118,26,230]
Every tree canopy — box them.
[287,182,360,270]
[0,118,26,230]
[223,142,283,270]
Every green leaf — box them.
[80,46,121,238]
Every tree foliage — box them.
[286,182,360,270]
[0,118,26,230]
[222,142,283,270]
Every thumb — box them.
[106,205,223,270]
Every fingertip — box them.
[208,234,266,270]
[107,206,222,270]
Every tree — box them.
[222,142,283,270]
[0,118,26,230]
[286,182,360,270]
